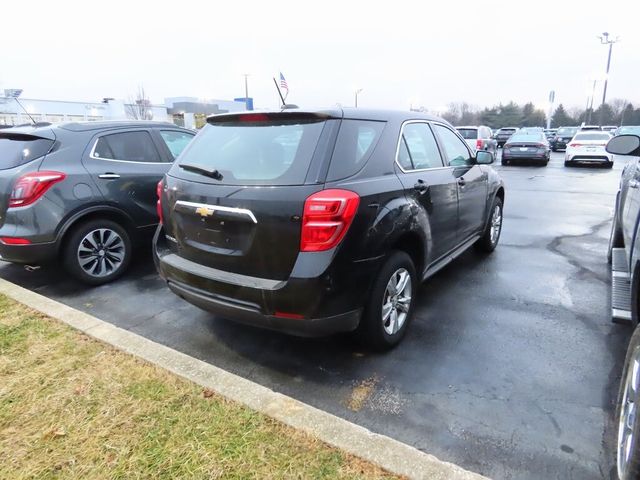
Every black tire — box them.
[354,250,417,351]
[63,219,132,285]
[551,147,557,152]
[607,162,614,169]
[615,325,640,480]
[502,159,510,166]
[564,161,571,167]
[475,196,503,253]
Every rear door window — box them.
[0,135,54,171]
[173,117,327,185]
[327,120,385,181]
[397,123,443,170]
[93,131,163,163]
[160,130,195,159]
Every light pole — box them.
[354,88,363,108]
[598,32,619,124]
[242,74,250,110]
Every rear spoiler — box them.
[0,128,56,142]
[207,110,341,125]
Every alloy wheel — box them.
[618,346,640,480]
[381,268,412,335]
[77,228,126,278]
[490,204,502,245]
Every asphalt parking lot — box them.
[0,150,630,480]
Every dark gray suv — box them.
[0,121,194,284]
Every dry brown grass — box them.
[0,295,401,479]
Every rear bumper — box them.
[502,151,548,162]
[565,152,613,163]
[153,227,376,337]
[166,278,361,337]
[0,241,57,264]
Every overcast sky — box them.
[2,0,638,113]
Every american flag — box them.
[279,72,289,95]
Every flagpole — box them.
[272,77,286,106]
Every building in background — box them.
[0,94,250,128]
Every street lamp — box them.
[597,32,619,124]
[354,88,363,108]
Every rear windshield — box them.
[573,133,611,141]
[498,128,516,134]
[175,118,326,185]
[456,128,478,140]
[508,133,544,143]
[557,127,578,136]
[0,135,54,171]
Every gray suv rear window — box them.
[174,118,326,185]
[0,135,54,171]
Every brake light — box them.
[300,189,360,252]
[9,171,66,208]
[476,139,483,149]
[0,237,31,245]
[240,113,270,122]
[156,180,164,224]
[569,143,582,147]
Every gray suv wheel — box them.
[63,219,132,285]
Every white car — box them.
[564,132,614,168]
[455,125,497,154]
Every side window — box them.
[160,130,194,159]
[397,123,443,170]
[327,120,385,181]
[93,131,162,163]
[433,124,473,167]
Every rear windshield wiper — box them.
[179,163,223,181]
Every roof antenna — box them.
[4,89,36,124]
[272,77,286,107]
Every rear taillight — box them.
[300,189,360,252]
[9,171,66,208]
[569,143,582,147]
[156,180,164,224]
[476,139,483,149]
[0,237,31,245]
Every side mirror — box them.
[606,135,640,156]
[476,150,494,165]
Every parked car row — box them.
[0,110,505,350]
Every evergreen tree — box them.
[592,103,616,125]
[620,104,635,125]
[551,104,572,127]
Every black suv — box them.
[0,121,194,284]
[550,126,579,151]
[154,109,505,349]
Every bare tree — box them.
[126,85,152,120]
[610,98,630,119]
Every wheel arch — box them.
[56,206,138,255]
[390,231,426,279]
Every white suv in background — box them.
[456,125,497,154]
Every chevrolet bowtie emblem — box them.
[195,206,214,217]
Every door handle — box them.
[630,180,640,189]
[457,177,466,187]
[413,180,429,194]
[98,173,121,179]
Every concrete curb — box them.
[0,277,487,480]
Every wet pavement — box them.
[0,151,630,479]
